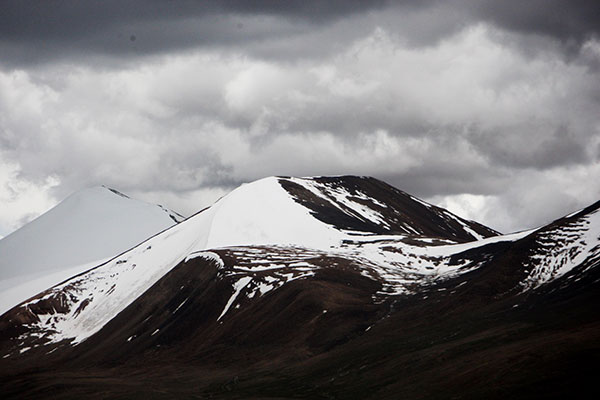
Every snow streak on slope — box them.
[187,229,534,324]
[339,231,534,297]
[521,208,600,290]
[201,231,536,324]
[286,177,394,230]
[188,247,323,322]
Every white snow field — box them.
[202,177,347,250]
[0,186,182,314]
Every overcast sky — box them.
[1,0,599,236]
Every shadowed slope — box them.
[279,176,498,241]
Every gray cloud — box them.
[1,1,599,236]
[0,0,391,67]
[2,1,599,68]
[473,0,600,44]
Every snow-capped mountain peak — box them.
[0,186,183,314]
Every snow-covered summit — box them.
[0,186,183,281]
[196,175,498,251]
[0,186,183,313]
[200,176,346,250]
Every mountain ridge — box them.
[0,175,598,399]
[278,175,499,241]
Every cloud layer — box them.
[1,1,599,235]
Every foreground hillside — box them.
[0,176,598,399]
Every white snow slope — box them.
[204,177,346,250]
[0,186,182,314]
[3,177,598,354]
[521,206,600,290]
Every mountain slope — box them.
[279,176,498,241]
[0,186,183,315]
[200,175,499,250]
[0,176,508,351]
[0,176,598,399]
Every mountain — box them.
[0,186,184,315]
[0,176,598,399]
[278,175,498,241]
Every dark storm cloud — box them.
[1,0,389,36]
[473,0,600,44]
[3,0,599,68]
[0,0,392,66]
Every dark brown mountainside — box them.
[279,176,498,241]
[0,177,598,399]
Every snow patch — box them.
[217,276,252,321]
[521,209,600,290]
